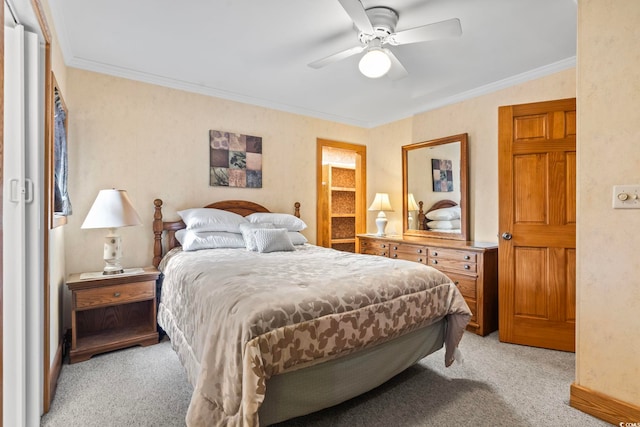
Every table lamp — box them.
[368,193,394,236]
[407,193,419,230]
[81,189,142,275]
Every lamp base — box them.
[375,213,388,237]
[103,230,124,275]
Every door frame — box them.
[316,139,366,250]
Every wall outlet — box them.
[612,185,640,209]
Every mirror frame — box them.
[402,133,469,241]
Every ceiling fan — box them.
[308,0,462,80]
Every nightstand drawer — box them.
[74,280,155,310]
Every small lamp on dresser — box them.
[81,189,142,275]
[368,193,394,236]
[407,193,419,230]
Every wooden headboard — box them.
[417,199,458,231]
[152,199,301,268]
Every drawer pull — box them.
[464,255,470,260]
[454,281,459,285]
[393,254,398,258]
[464,265,470,270]
[432,260,438,265]
[418,258,423,263]
[394,246,398,250]
[381,244,386,248]
[113,292,121,297]
[418,249,423,254]
[432,251,438,256]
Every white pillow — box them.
[239,222,275,251]
[426,206,461,221]
[176,229,246,251]
[288,232,308,245]
[253,228,295,253]
[427,219,461,230]
[178,208,248,233]
[246,212,307,231]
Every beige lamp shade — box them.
[81,189,142,229]
[368,193,393,212]
[82,189,141,275]
[407,193,419,211]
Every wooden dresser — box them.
[358,234,498,336]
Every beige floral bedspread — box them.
[157,244,471,426]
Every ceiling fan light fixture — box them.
[358,48,391,78]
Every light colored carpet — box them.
[41,332,609,426]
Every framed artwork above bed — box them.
[209,130,262,188]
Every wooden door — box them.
[498,98,576,352]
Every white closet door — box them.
[3,22,43,427]
[3,23,28,427]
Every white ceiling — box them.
[48,0,577,128]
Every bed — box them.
[417,199,462,232]
[152,199,472,426]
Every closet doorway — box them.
[316,139,366,253]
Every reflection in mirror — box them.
[402,134,468,241]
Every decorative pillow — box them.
[177,208,248,233]
[239,222,275,251]
[426,206,461,221]
[246,212,307,232]
[176,229,246,251]
[427,219,461,230]
[288,231,308,245]
[253,228,295,253]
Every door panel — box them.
[499,97,576,352]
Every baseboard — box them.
[570,383,640,425]
[48,340,64,405]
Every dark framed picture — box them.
[209,130,262,188]
[431,158,453,192]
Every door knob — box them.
[501,232,512,240]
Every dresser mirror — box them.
[402,133,469,241]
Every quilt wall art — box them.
[209,130,262,188]
[431,158,453,192]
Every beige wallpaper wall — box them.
[65,67,576,272]
[64,69,369,275]
[368,68,576,242]
[576,0,640,406]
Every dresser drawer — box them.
[428,248,477,263]
[74,280,155,310]
[390,243,427,264]
[447,273,477,299]
[428,257,477,273]
[465,298,478,324]
[360,239,389,257]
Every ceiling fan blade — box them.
[388,18,462,46]
[308,45,366,69]
[337,0,374,34]
[384,49,409,81]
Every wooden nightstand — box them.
[67,266,160,363]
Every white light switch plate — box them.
[612,185,640,209]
